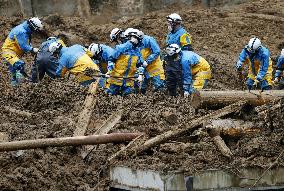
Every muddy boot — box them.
[190,90,201,109]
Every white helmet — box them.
[167,13,182,23]
[48,42,62,54]
[166,44,181,56]
[88,43,102,56]
[127,28,144,40]
[124,28,134,37]
[110,28,124,42]
[28,17,43,31]
[246,37,262,53]
[281,48,284,57]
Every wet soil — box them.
[0,0,284,190]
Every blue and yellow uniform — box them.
[274,55,284,89]
[166,26,192,51]
[31,37,65,82]
[56,44,100,86]
[181,51,211,90]
[236,46,273,90]
[1,21,34,83]
[140,35,165,93]
[106,41,143,96]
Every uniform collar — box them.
[23,21,32,34]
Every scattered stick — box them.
[0,133,141,152]
[250,150,284,188]
[134,101,246,154]
[73,80,100,137]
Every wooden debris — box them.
[73,80,100,137]
[0,133,141,152]
[0,132,8,142]
[199,90,284,106]
[135,101,246,154]
[208,128,233,158]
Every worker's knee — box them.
[246,78,254,90]
[106,84,120,95]
[260,80,271,90]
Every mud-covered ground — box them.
[0,0,284,190]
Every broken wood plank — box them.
[73,80,100,137]
[135,101,246,154]
[82,110,123,159]
[0,133,141,152]
[208,128,233,158]
[199,90,284,106]
[108,134,144,162]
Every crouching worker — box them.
[165,44,211,96]
[87,43,115,88]
[106,29,144,96]
[236,37,273,91]
[48,42,100,86]
[30,34,67,82]
[1,17,43,86]
[273,49,284,89]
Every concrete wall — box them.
[0,0,247,17]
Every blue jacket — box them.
[180,51,200,91]
[56,45,86,76]
[113,41,143,63]
[100,45,115,62]
[166,26,192,50]
[37,38,58,61]
[237,46,271,81]
[140,35,160,64]
[275,55,284,78]
[2,21,33,54]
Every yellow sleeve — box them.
[180,33,192,47]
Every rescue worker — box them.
[30,34,67,82]
[165,44,211,96]
[139,30,165,94]
[273,48,284,89]
[88,43,115,74]
[166,13,193,51]
[236,37,273,90]
[110,28,126,45]
[1,17,43,86]
[48,42,100,86]
[87,43,115,87]
[106,29,144,96]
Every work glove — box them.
[137,74,143,82]
[274,77,280,84]
[184,91,190,97]
[15,71,24,83]
[253,79,259,87]
[236,61,243,71]
[142,61,148,68]
[32,48,39,54]
[105,71,111,78]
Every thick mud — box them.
[0,0,284,190]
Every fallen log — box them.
[199,90,284,106]
[0,133,141,152]
[135,101,246,154]
[73,80,100,137]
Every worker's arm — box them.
[182,59,193,92]
[112,41,133,60]
[15,32,33,52]
[56,56,67,77]
[146,37,160,64]
[236,49,247,70]
[256,54,270,81]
